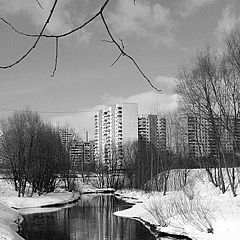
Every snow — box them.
[114,170,240,240]
[0,202,24,240]
[0,177,115,240]
[0,192,80,209]
[0,178,80,240]
[1,169,240,240]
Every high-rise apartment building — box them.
[138,114,166,153]
[188,115,212,158]
[59,129,94,171]
[187,115,240,158]
[157,117,167,151]
[0,133,3,165]
[94,103,138,167]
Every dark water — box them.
[19,194,157,240]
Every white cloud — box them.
[125,92,178,113]
[77,29,93,44]
[51,84,178,140]
[51,104,106,141]
[108,0,174,45]
[100,91,177,114]
[0,0,70,34]
[181,0,220,17]
[215,5,240,41]
[154,76,177,95]
[0,0,92,39]
[0,88,38,96]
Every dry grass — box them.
[144,192,214,233]
[144,197,171,226]
[172,194,214,233]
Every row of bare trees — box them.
[121,139,195,192]
[0,109,69,197]
[176,28,240,197]
[120,28,240,196]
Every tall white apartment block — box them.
[94,103,138,167]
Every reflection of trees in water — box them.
[20,195,155,240]
[21,210,70,240]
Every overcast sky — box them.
[0,0,240,139]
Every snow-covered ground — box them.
[114,170,240,240]
[0,178,81,240]
[0,177,116,240]
[1,169,240,240]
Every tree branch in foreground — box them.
[0,0,161,91]
[100,12,161,92]
[0,0,58,69]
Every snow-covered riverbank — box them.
[0,178,117,240]
[0,202,24,240]
[1,169,240,240]
[0,179,81,240]
[114,172,240,240]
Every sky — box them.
[0,0,240,139]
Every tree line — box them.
[176,28,240,197]
[1,27,240,197]
[114,27,240,197]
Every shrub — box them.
[144,193,214,233]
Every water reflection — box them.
[19,194,157,240]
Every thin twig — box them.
[51,37,59,77]
[100,12,161,92]
[35,0,43,9]
[0,0,110,39]
[0,18,54,37]
[101,39,113,44]
[0,0,161,91]
[102,38,125,66]
[0,0,58,69]
[111,52,123,66]
[112,38,125,66]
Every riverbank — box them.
[0,202,24,240]
[114,171,240,240]
[0,178,82,240]
[0,178,117,240]
[0,192,81,240]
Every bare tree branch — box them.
[101,39,114,44]
[0,0,58,69]
[0,0,161,91]
[0,0,110,39]
[111,52,123,67]
[103,37,125,66]
[51,37,59,77]
[0,18,53,37]
[35,0,43,9]
[100,12,161,92]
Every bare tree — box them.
[176,43,240,196]
[0,109,42,196]
[122,141,138,188]
[0,109,68,196]
[58,126,81,190]
[94,144,121,189]
[29,124,68,195]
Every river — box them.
[19,194,159,240]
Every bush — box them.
[144,192,214,233]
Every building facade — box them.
[94,103,138,167]
[187,115,240,158]
[138,114,166,153]
[59,129,94,171]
